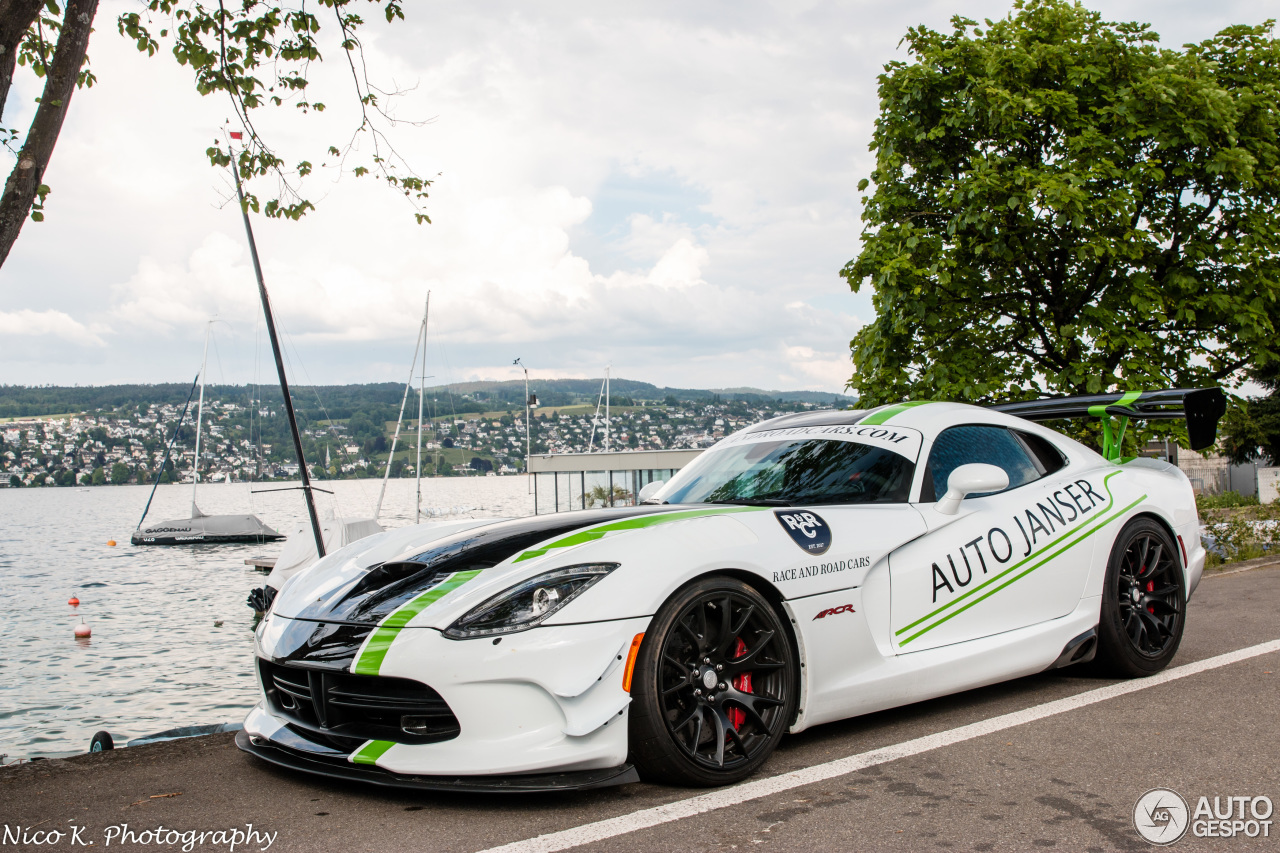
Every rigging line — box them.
[433,334,463,483]
[136,373,201,530]
[377,297,427,520]
[272,319,340,516]
[273,317,381,519]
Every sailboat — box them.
[132,322,284,546]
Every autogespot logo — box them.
[1134,788,1190,845]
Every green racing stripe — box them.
[350,739,395,765]
[897,471,1143,647]
[1087,389,1142,418]
[352,570,483,675]
[858,401,934,426]
[512,506,765,563]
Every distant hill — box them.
[0,379,855,419]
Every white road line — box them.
[478,639,1280,853]
[1210,559,1280,577]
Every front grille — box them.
[258,659,460,748]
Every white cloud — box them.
[0,309,106,346]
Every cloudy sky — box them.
[0,0,1262,392]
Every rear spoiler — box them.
[991,388,1227,461]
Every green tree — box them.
[843,1,1280,406]
[90,465,105,485]
[1,0,431,268]
[1218,354,1280,464]
[110,461,129,484]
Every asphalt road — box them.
[3,564,1277,853]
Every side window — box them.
[1014,430,1068,476]
[923,425,1042,502]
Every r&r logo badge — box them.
[1134,788,1190,845]
[775,510,831,555]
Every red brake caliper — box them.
[728,638,751,731]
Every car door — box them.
[889,425,1097,654]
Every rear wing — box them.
[991,388,1227,461]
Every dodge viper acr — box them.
[238,388,1226,790]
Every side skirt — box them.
[1047,627,1098,670]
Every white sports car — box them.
[238,388,1226,791]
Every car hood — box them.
[270,505,682,627]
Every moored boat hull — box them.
[131,513,284,546]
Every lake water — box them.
[0,477,533,762]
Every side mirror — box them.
[638,480,666,503]
[935,463,1009,515]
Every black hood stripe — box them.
[285,505,681,627]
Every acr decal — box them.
[718,423,923,461]
[352,570,482,675]
[773,555,870,583]
[775,510,832,555]
[813,604,856,620]
[897,471,1143,647]
[513,506,763,563]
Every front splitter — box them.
[235,730,640,793]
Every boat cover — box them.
[132,507,284,545]
[265,515,384,590]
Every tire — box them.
[89,731,114,752]
[628,576,797,786]
[1095,518,1186,677]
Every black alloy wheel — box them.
[628,577,797,786]
[1095,517,1186,677]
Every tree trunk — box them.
[0,0,45,121]
[0,0,98,269]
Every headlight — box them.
[442,563,619,639]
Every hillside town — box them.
[0,393,815,487]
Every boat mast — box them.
[191,322,211,515]
[605,364,611,453]
[228,143,326,560]
[587,371,606,452]
[376,292,428,520]
[416,293,430,524]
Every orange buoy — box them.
[74,620,91,639]
[68,596,80,607]
[107,540,117,547]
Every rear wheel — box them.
[628,577,796,787]
[1095,518,1185,677]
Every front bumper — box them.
[243,615,649,781]
[235,730,639,792]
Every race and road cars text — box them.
[773,555,871,584]
[718,424,923,460]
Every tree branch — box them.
[0,0,98,267]
[0,0,44,122]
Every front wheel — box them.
[627,577,797,787]
[1095,518,1186,677]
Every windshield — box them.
[659,438,915,506]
